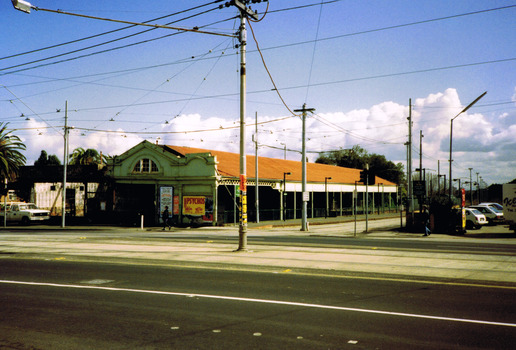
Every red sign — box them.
[461,188,466,207]
[240,174,247,192]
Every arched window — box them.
[133,158,158,173]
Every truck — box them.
[0,202,51,225]
[503,183,516,233]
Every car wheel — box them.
[20,217,30,225]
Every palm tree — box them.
[69,147,108,165]
[0,123,26,182]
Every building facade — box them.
[109,141,399,226]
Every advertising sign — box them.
[173,195,180,215]
[183,196,206,216]
[503,184,516,225]
[160,186,173,216]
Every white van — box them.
[465,208,487,229]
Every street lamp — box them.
[282,172,291,221]
[325,177,332,218]
[449,91,487,199]
[11,0,32,13]
[280,143,287,160]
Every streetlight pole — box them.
[449,91,487,200]
[62,101,69,228]
[468,168,473,206]
[282,172,291,221]
[325,177,332,219]
[294,104,315,231]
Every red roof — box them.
[165,145,396,186]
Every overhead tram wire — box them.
[0,1,224,62]
[94,39,234,130]
[311,113,403,145]
[5,1,513,86]
[36,55,511,115]
[2,86,61,135]
[304,0,324,104]
[0,10,237,75]
[248,13,298,118]
[3,3,514,76]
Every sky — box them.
[1,0,515,186]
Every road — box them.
[1,259,515,349]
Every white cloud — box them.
[18,89,516,184]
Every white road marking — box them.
[1,279,515,328]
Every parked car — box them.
[0,202,50,225]
[465,208,487,229]
[479,202,503,211]
[469,205,504,225]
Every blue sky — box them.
[1,0,515,186]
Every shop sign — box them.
[183,196,205,215]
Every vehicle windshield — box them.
[469,209,482,215]
[19,204,38,210]
[488,206,503,213]
[480,203,503,211]
[491,203,503,210]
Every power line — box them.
[1,1,224,62]
[0,12,236,75]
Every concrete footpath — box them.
[1,214,516,286]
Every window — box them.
[133,159,158,173]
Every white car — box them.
[469,205,504,225]
[0,202,51,225]
[465,208,487,229]
[479,202,503,211]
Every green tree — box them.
[0,122,26,181]
[315,145,405,185]
[316,145,367,169]
[69,147,108,165]
[34,150,61,166]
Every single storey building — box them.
[109,141,399,226]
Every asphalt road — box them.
[1,259,515,349]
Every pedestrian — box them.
[162,206,171,230]
[422,206,431,236]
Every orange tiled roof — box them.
[165,145,396,186]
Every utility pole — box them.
[62,101,69,228]
[438,160,441,194]
[468,167,473,205]
[254,111,259,223]
[407,99,413,226]
[233,1,258,251]
[419,130,423,215]
[294,104,315,231]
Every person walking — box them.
[162,206,171,230]
[422,206,431,236]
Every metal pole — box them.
[61,101,68,228]
[293,104,314,231]
[365,169,369,233]
[449,91,487,201]
[3,179,7,228]
[354,181,357,237]
[448,118,453,200]
[237,13,248,251]
[469,168,473,206]
[407,99,413,225]
[255,112,259,223]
